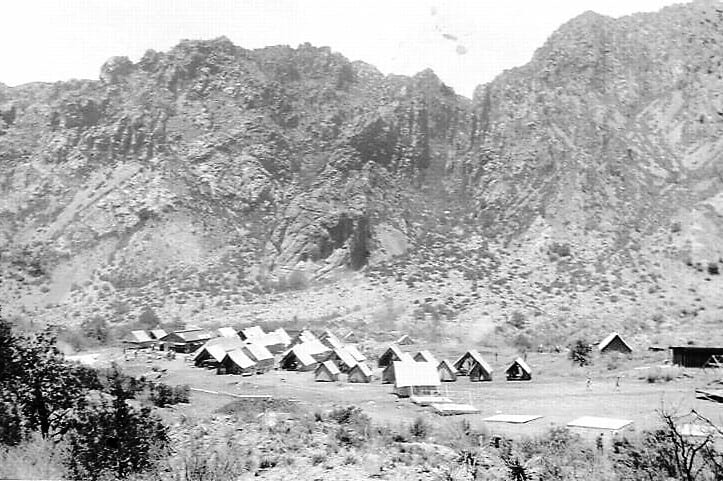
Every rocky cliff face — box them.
[0,38,472,322]
[1,2,722,335]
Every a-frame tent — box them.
[347,362,373,383]
[505,357,532,381]
[437,359,457,382]
[598,332,633,354]
[315,361,341,382]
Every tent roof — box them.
[438,359,456,371]
[345,345,367,362]
[297,339,331,356]
[272,328,291,345]
[333,347,357,368]
[166,329,212,342]
[455,350,493,373]
[415,350,438,364]
[205,344,233,362]
[350,362,373,377]
[130,330,152,343]
[284,346,316,366]
[317,360,341,376]
[241,326,266,340]
[598,332,633,352]
[217,327,238,338]
[243,342,273,361]
[392,361,441,388]
[507,357,532,375]
[325,336,345,351]
[192,336,245,360]
[397,334,414,344]
[149,329,167,339]
[383,344,406,360]
[567,416,633,430]
[223,349,256,369]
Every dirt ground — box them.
[106,345,723,444]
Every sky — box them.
[1,0,686,98]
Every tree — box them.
[569,339,592,367]
[64,369,169,480]
[15,329,89,438]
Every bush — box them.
[409,417,428,439]
[569,339,592,367]
[149,382,190,407]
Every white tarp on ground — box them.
[483,414,543,424]
[411,396,453,406]
[432,403,480,415]
[567,416,633,430]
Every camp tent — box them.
[315,361,341,382]
[505,357,532,381]
[291,329,319,346]
[437,359,457,382]
[598,332,633,354]
[345,345,367,363]
[160,329,213,353]
[342,331,358,342]
[239,326,266,341]
[279,346,318,371]
[219,349,256,375]
[378,344,407,367]
[414,350,438,365]
[381,354,417,384]
[347,362,373,383]
[454,350,493,381]
[330,347,357,372]
[296,339,332,361]
[217,327,239,338]
[192,337,244,366]
[241,343,274,372]
[391,361,440,397]
[396,334,415,345]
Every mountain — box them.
[1,2,722,345]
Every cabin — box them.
[347,362,373,383]
[670,346,723,368]
[329,347,357,372]
[279,346,318,371]
[126,330,154,349]
[241,343,274,372]
[218,350,256,375]
[454,350,493,381]
[414,350,438,364]
[437,359,457,382]
[396,334,415,345]
[505,357,532,381]
[314,361,341,382]
[217,327,239,338]
[598,332,633,354]
[378,344,407,368]
[391,361,440,397]
[160,329,212,353]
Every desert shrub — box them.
[708,262,719,275]
[646,368,677,384]
[181,444,248,481]
[548,242,572,258]
[137,307,160,328]
[282,270,309,291]
[149,383,190,407]
[311,453,325,465]
[0,434,67,480]
[409,417,428,439]
[508,311,527,330]
[569,339,592,367]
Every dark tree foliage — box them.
[65,373,169,480]
[569,339,592,367]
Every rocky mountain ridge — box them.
[1,2,722,344]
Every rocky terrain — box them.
[1,1,722,346]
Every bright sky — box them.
[1,0,685,98]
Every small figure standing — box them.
[615,375,621,391]
[586,376,592,391]
[596,433,604,453]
